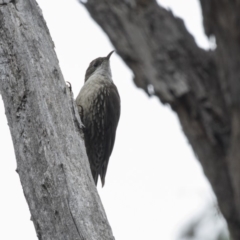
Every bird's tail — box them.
[100,161,109,187]
[91,168,98,186]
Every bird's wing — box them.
[100,83,121,186]
[76,87,101,185]
[76,82,120,186]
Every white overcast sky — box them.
[0,1,217,239]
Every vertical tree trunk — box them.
[82,0,240,239]
[0,1,114,239]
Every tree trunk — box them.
[0,1,114,239]
[82,0,240,239]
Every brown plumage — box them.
[76,51,120,186]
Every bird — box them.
[76,51,121,187]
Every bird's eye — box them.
[93,62,98,68]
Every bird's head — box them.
[84,51,114,82]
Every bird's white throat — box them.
[89,60,112,82]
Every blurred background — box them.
[0,0,229,239]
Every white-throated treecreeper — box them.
[76,51,120,187]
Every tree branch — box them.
[82,0,240,238]
[0,0,114,239]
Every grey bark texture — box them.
[0,1,114,240]
[82,0,240,239]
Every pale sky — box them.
[0,1,216,239]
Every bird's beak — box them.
[106,50,114,60]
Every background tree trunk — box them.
[0,0,114,239]
[82,0,240,239]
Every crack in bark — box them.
[61,163,85,240]
[0,0,16,7]
[67,85,85,134]
[68,200,85,240]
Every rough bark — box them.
[82,0,240,239]
[0,1,114,240]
